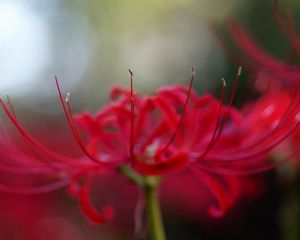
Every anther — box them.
[128,69,133,77]
[6,95,11,105]
[237,66,242,76]
[65,92,71,103]
[191,66,195,77]
[221,78,227,87]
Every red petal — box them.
[79,186,114,224]
[193,170,239,218]
[132,151,188,175]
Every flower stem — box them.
[144,177,166,240]
[118,166,166,239]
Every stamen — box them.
[65,92,71,102]
[237,66,242,76]
[212,66,242,143]
[230,66,242,106]
[194,143,300,175]
[129,69,135,161]
[218,91,299,156]
[55,77,102,163]
[0,98,81,167]
[197,77,226,160]
[159,67,195,154]
[6,95,18,120]
[221,78,226,87]
[199,108,300,164]
[4,96,61,170]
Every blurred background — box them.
[0,0,246,112]
[0,0,300,239]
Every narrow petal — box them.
[79,185,114,224]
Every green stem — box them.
[118,165,166,240]
[144,177,166,240]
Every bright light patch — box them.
[0,1,49,93]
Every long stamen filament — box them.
[0,99,82,167]
[195,67,242,161]
[5,97,61,170]
[197,77,226,160]
[159,67,195,154]
[55,77,101,164]
[129,69,136,161]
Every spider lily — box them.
[220,1,300,89]
[0,67,299,225]
[246,90,300,162]
[227,21,300,88]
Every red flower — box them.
[221,2,300,89]
[228,21,300,87]
[0,69,299,224]
[245,90,300,166]
[160,169,265,221]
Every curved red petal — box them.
[79,186,114,224]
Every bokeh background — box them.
[0,0,300,239]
